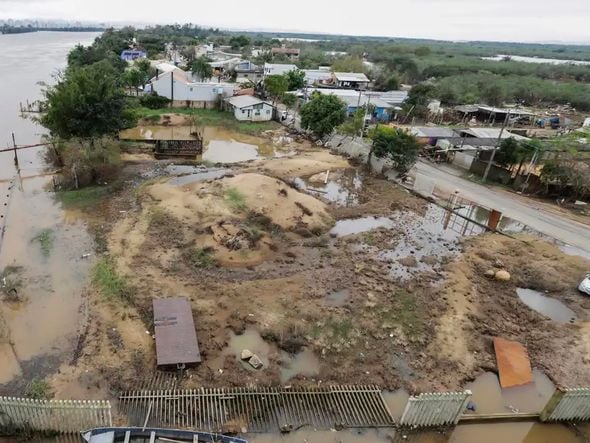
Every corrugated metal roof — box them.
[410,127,459,138]
[153,297,201,366]
[461,128,530,140]
[333,72,370,82]
[226,95,269,108]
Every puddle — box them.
[559,243,590,260]
[203,139,262,163]
[382,389,410,421]
[516,288,576,323]
[294,169,364,207]
[465,369,555,414]
[279,348,320,383]
[211,328,271,372]
[325,289,350,307]
[330,216,395,237]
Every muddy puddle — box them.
[279,348,320,383]
[293,169,363,207]
[330,216,395,237]
[516,288,576,323]
[465,369,555,414]
[166,166,232,186]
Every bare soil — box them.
[46,133,590,398]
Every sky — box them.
[1,0,590,43]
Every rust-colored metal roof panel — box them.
[153,297,201,366]
[493,337,533,388]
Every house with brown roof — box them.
[271,46,300,61]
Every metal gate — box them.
[119,385,395,432]
[400,391,472,428]
[541,388,590,422]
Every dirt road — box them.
[414,160,590,255]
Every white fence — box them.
[400,391,472,428]
[0,397,112,433]
[541,388,590,422]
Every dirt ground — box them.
[45,128,590,400]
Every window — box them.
[242,109,246,114]
[189,87,193,91]
[266,110,271,114]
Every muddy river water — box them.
[0,32,99,388]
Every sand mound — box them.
[260,151,349,179]
[221,173,333,230]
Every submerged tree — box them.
[300,93,347,140]
[370,126,420,173]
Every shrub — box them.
[139,92,170,109]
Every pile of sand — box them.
[260,151,349,179]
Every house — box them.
[459,127,530,141]
[234,60,264,84]
[264,63,298,77]
[271,47,300,61]
[120,49,146,61]
[332,72,370,90]
[209,57,242,76]
[146,66,237,108]
[409,127,460,145]
[376,90,409,108]
[302,68,333,86]
[225,95,274,122]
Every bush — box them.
[139,92,170,109]
[92,257,133,301]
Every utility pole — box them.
[482,111,510,183]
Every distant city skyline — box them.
[1,0,590,44]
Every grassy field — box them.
[133,107,281,136]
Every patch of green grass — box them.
[224,188,248,211]
[57,185,110,208]
[381,290,425,336]
[313,317,354,341]
[31,228,54,257]
[92,257,133,302]
[185,247,216,268]
[25,377,52,400]
[133,107,280,136]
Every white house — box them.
[225,96,274,122]
[302,68,333,86]
[263,63,298,77]
[146,67,237,108]
[332,72,370,89]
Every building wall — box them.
[453,151,476,170]
[150,73,236,103]
[233,103,273,121]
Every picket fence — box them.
[0,397,112,433]
[400,391,472,428]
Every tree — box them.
[122,68,144,95]
[140,92,170,109]
[282,93,298,111]
[300,93,347,140]
[370,126,420,173]
[404,83,435,117]
[181,46,196,64]
[134,58,156,88]
[40,60,132,139]
[339,108,365,139]
[191,57,212,81]
[229,35,250,50]
[494,137,521,168]
[331,56,367,73]
[373,74,400,92]
[264,75,289,105]
[285,69,306,90]
[414,46,432,57]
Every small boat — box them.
[81,427,248,443]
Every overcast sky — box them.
[1,0,589,43]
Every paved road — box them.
[414,160,590,255]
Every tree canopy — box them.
[191,57,212,81]
[300,93,347,140]
[264,75,289,104]
[285,69,306,90]
[370,127,420,173]
[41,60,132,139]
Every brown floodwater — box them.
[0,32,98,390]
[516,288,576,323]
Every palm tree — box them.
[191,57,212,82]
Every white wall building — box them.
[146,67,237,108]
[225,96,274,122]
[263,63,298,77]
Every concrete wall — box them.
[453,151,476,170]
[469,159,512,184]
